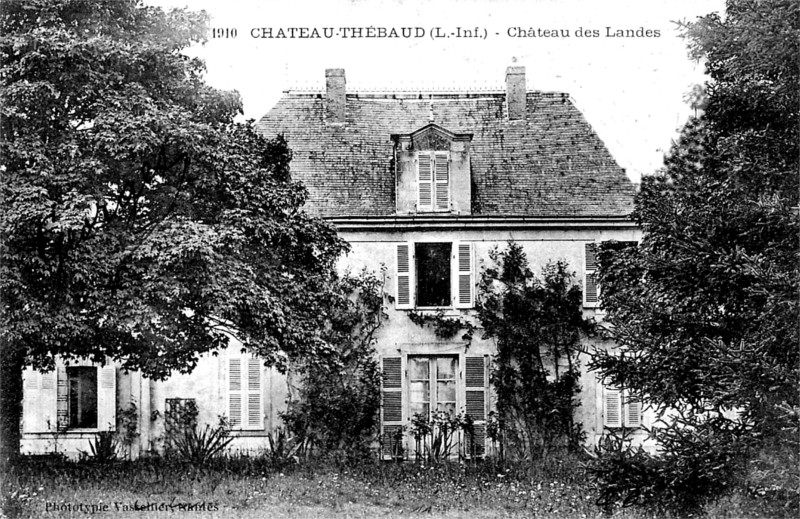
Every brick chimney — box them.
[325,68,346,124]
[505,66,526,121]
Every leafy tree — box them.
[0,0,348,464]
[590,0,799,514]
[476,243,593,460]
[281,269,386,459]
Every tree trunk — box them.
[0,341,24,468]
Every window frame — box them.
[414,242,453,309]
[416,151,450,213]
[66,366,98,430]
[408,355,459,422]
[603,385,642,429]
[394,241,474,311]
[227,354,265,431]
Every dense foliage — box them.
[590,0,799,514]
[477,244,593,459]
[281,270,386,459]
[0,0,348,462]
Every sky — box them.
[145,0,727,183]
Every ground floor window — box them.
[68,366,98,429]
[409,356,457,419]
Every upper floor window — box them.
[417,151,450,212]
[395,242,473,310]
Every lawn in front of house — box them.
[0,455,792,519]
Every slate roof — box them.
[255,91,635,218]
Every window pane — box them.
[68,367,97,429]
[410,403,430,420]
[416,243,451,307]
[437,381,456,402]
[409,381,430,404]
[408,358,429,380]
[436,358,456,379]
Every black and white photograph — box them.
[1,0,797,517]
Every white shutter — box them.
[603,387,622,428]
[22,368,41,433]
[246,358,263,429]
[396,243,414,309]
[228,358,243,428]
[464,355,488,457]
[454,242,474,308]
[434,152,450,211]
[584,243,599,307]
[97,365,117,431]
[417,152,433,211]
[40,370,58,432]
[624,395,642,428]
[381,356,404,459]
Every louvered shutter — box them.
[228,358,243,428]
[22,369,43,433]
[624,394,642,428]
[603,387,622,428]
[417,152,433,211]
[97,365,117,431]
[454,242,474,309]
[584,243,599,306]
[56,366,68,430]
[396,243,414,309]
[381,356,404,459]
[246,358,264,429]
[434,152,450,211]
[464,355,487,457]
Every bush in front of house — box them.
[281,269,386,460]
[476,243,592,460]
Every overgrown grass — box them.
[1,453,794,518]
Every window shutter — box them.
[454,242,474,308]
[228,358,243,428]
[395,243,414,309]
[381,356,404,459]
[584,243,599,306]
[97,365,117,431]
[624,395,642,428]
[22,369,41,433]
[417,152,433,211]
[246,358,264,429]
[37,370,58,432]
[464,355,487,457]
[56,365,68,430]
[603,387,622,428]
[434,152,449,211]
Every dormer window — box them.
[393,124,472,216]
[417,151,450,212]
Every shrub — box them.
[173,419,235,465]
[282,270,385,459]
[88,431,119,462]
[476,244,592,460]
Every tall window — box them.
[68,367,97,429]
[228,355,264,430]
[415,243,451,307]
[395,242,474,310]
[409,357,457,419]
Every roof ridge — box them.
[282,90,570,99]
